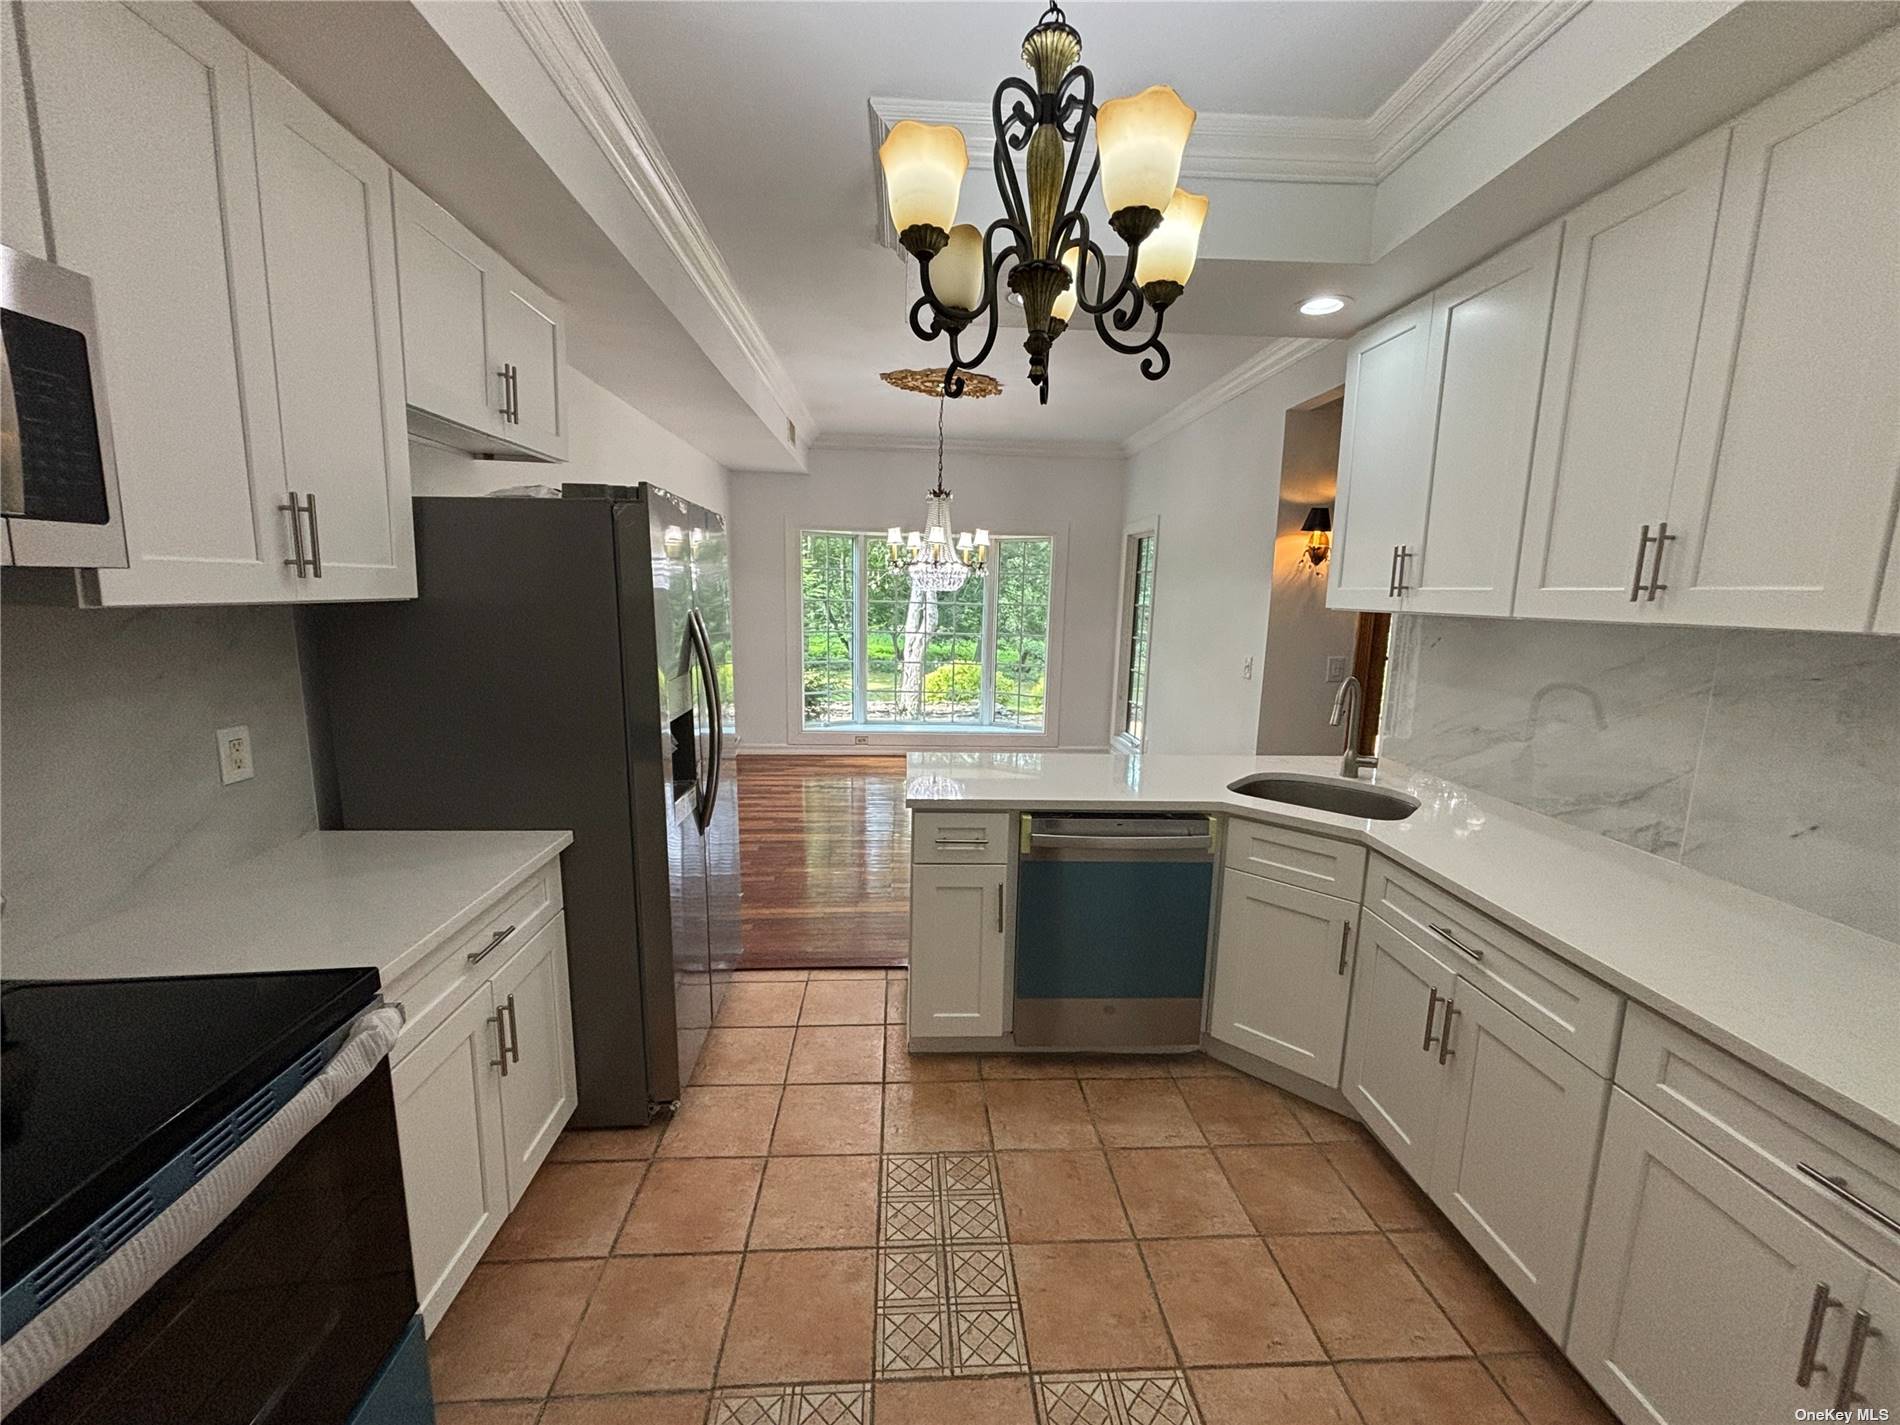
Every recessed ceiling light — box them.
[1299,294,1348,316]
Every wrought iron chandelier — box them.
[878,1,1207,405]
[888,395,989,593]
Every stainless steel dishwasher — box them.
[1012,813,1216,1049]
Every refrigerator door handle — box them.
[687,610,720,831]
[696,609,726,822]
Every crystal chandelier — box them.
[878,0,1208,405]
[888,397,989,593]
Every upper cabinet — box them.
[393,175,569,463]
[1327,297,1431,611]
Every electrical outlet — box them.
[1326,655,1348,684]
[853,735,870,745]
[1241,656,1255,681]
[216,725,255,785]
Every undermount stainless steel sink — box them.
[1227,773,1420,821]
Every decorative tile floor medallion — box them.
[1035,1371,1203,1425]
[710,1382,870,1425]
[875,1153,1026,1377]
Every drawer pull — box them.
[1429,924,1482,961]
[1835,1310,1876,1411]
[1797,1162,1900,1236]
[934,838,990,849]
[468,924,517,966]
[1796,1281,1838,1386]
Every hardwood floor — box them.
[736,754,910,970]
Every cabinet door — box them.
[1428,981,1609,1339]
[492,915,578,1207]
[1208,869,1357,1088]
[1514,131,1728,623]
[1568,1091,1866,1424]
[1663,37,1900,631]
[1340,914,1456,1182]
[391,983,509,1332]
[23,1,295,604]
[1327,297,1430,611]
[249,60,415,602]
[1,8,45,258]
[1876,549,1900,636]
[491,272,568,461]
[1846,1270,1899,1415]
[1407,224,1561,616]
[391,173,501,439]
[908,864,1007,1039]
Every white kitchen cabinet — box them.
[392,173,568,462]
[1876,549,1900,636]
[1208,868,1357,1089]
[392,982,511,1332]
[1429,981,1609,1339]
[1406,224,1561,617]
[1339,912,1457,1181]
[908,863,1008,1039]
[249,60,414,602]
[492,916,578,1207]
[1569,1091,1869,1424]
[1848,1270,1899,1415]
[1327,296,1431,611]
[1514,132,1729,623]
[1660,38,1900,631]
[1,8,45,259]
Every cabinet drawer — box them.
[1617,1005,1900,1268]
[386,860,562,1064]
[913,811,1012,865]
[1365,856,1623,1075]
[1224,818,1367,900]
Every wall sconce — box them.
[1300,506,1332,575]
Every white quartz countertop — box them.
[907,752,1900,1146]
[3,830,573,988]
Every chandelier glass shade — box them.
[889,398,989,593]
[878,1,1208,405]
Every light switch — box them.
[1326,655,1348,684]
[1241,657,1255,681]
[217,725,255,785]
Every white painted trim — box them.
[810,431,1125,462]
[1110,518,1160,751]
[1122,337,1337,454]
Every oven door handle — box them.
[1028,832,1213,852]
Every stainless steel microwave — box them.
[1,244,128,568]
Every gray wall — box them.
[1380,616,1900,942]
[1,602,317,952]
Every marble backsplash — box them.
[1380,616,1899,943]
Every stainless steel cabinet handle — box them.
[1422,987,1443,1053]
[1835,1309,1876,1410]
[1797,1161,1900,1236]
[504,993,521,1065]
[498,363,519,423]
[282,492,309,576]
[996,884,1004,934]
[1430,924,1482,961]
[489,1009,510,1077]
[1028,833,1214,852]
[934,838,991,849]
[1628,524,1655,601]
[1387,544,1401,598]
[467,924,517,965]
[1645,521,1674,602]
[304,491,322,579]
[1337,921,1351,976]
[1437,1002,1458,1065]
[1797,1281,1840,1386]
[1393,545,1410,597]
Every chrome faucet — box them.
[1328,675,1378,779]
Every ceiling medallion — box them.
[880,367,1003,399]
[878,0,1207,406]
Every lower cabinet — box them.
[492,914,579,1205]
[1569,1090,1882,1422]
[1208,868,1358,1087]
[1340,913,1458,1182]
[909,863,1008,1039]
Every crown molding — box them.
[811,431,1125,463]
[1122,337,1337,455]
[500,0,812,442]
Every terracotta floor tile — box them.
[434,1405,542,1425]
[428,1258,600,1400]
[557,1254,740,1394]
[550,1125,664,1162]
[883,1083,992,1152]
[1081,1078,1206,1147]
[1177,1076,1309,1145]
[540,1396,710,1425]
[1217,1145,1376,1234]
[485,1160,644,1261]
[1144,1237,1324,1365]
[1189,1365,1365,1425]
[714,981,806,1027]
[1012,1241,1173,1370]
[771,1082,884,1154]
[691,1027,795,1085]
[1337,1359,1521,1425]
[1390,1229,1542,1354]
[886,978,909,1024]
[979,1054,1079,1079]
[749,1155,880,1248]
[1106,1149,1251,1241]
[997,1150,1130,1241]
[1270,1233,1467,1360]
[1484,1350,1619,1425]
[798,979,888,1025]
[656,1086,781,1158]
[1286,1097,1369,1143]
[718,1249,876,1384]
[617,1158,764,1254]
[1323,1139,1434,1230]
[873,1375,1039,1424]
[886,1028,981,1081]
[788,1025,885,1082]
[985,1079,1102,1149]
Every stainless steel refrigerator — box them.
[303,485,740,1126]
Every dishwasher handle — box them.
[1029,831,1214,852]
